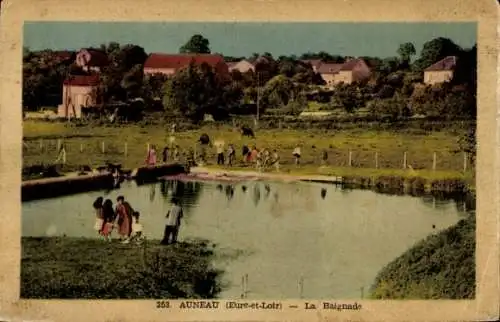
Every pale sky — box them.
[24,22,476,59]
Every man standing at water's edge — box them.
[161,198,184,245]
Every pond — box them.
[22,179,470,299]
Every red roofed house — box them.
[317,63,343,87]
[335,58,372,84]
[57,75,100,119]
[75,48,109,73]
[423,56,458,85]
[143,53,229,77]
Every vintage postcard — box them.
[0,0,498,321]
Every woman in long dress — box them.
[101,199,115,241]
[145,145,157,166]
[115,195,134,243]
[92,197,104,236]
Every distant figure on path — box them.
[145,145,157,166]
[242,145,250,163]
[215,141,225,165]
[161,199,184,245]
[92,197,104,236]
[293,145,302,166]
[162,146,170,164]
[115,196,134,244]
[272,149,280,172]
[227,144,236,166]
[101,199,115,241]
[173,145,180,162]
[321,149,329,166]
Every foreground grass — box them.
[21,237,221,299]
[369,214,475,299]
[22,121,474,185]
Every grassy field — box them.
[369,214,475,299]
[21,237,222,299]
[22,120,474,184]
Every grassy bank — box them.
[21,237,221,299]
[23,121,474,184]
[369,214,475,299]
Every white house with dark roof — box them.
[423,56,458,85]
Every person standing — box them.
[92,197,104,237]
[215,141,225,165]
[272,149,280,172]
[162,146,170,164]
[115,195,134,244]
[293,145,302,166]
[161,199,184,245]
[145,145,157,166]
[101,199,115,241]
[227,144,236,166]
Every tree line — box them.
[23,34,476,122]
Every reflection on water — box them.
[22,179,471,299]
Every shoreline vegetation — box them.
[21,237,222,299]
[370,214,475,299]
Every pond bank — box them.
[21,164,187,201]
[188,166,473,193]
[369,214,475,299]
[21,237,221,299]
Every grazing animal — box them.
[199,133,211,145]
[321,188,327,199]
[241,185,247,192]
[241,126,255,138]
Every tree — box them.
[397,42,416,67]
[179,34,211,54]
[162,62,231,121]
[413,37,463,71]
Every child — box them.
[131,211,144,243]
[100,199,115,242]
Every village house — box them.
[75,48,109,73]
[317,63,343,87]
[318,58,371,87]
[143,53,229,77]
[57,75,100,119]
[227,59,255,73]
[423,56,458,85]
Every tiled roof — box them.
[63,75,100,86]
[424,56,458,71]
[339,58,366,71]
[317,63,343,74]
[144,53,227,73]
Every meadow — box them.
[22,120,474,184]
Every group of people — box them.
[92,196,185,245]
[92,196,143,244]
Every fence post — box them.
[375,152,379,169]
[57,139,61,152]
[432,152,437,171]
[403,152,407,169]
[39,139,43,151]
[147,143,150,153]
[101,141,105,153]
[298,275,304,299]
[463,152,467,172]
[80,143,83,153]
[124,142,128,157]
[348,150,352,167]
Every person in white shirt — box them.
[130,211,144,243]
[161,199,184,245]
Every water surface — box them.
[22,179,468,299]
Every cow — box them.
[199,133,211,145]
[241,126,255,138]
